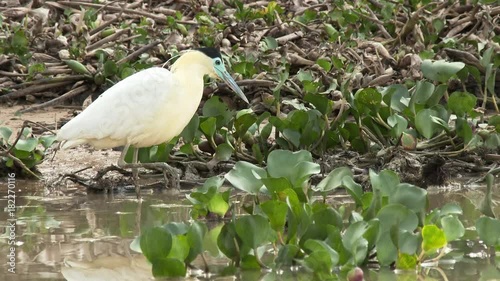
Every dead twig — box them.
[17,85,90,114]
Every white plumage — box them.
[57,48,248,198]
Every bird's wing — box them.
[57,67,177,147]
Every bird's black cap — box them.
[196,47,221,59]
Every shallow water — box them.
[1,179,499,281]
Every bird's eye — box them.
[215,59,222,66]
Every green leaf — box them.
[140,227,173,263]
[441,215,465,242]
[354,88,382,114]
[303,250,334,274]
[167,235,190,261]
[448,91,477,117]
[214,143,233,161]
[411,81,435,105]
[180,114,199,142]
[225,161,266,194]
[382,84,410,112]
[0,127,13,144]
[152,257,186,277]
[304,239,339,265]
[207,192,230,216]
[200,117,217,138]
[15,139,38,152]
[235,215,276,249]
[267,150,320,187]
[314,167,353,192]
[261,177,293,195]
[389,183,427,215]
[276,244,300,267]
[296,69,314,82]
[261,200,288,231]
[304,93,333,115]
[456,117,473,144]
[396,252,418,270]
[316,58,332,72]
[217,222,241,261]
[39,135,57,149]
[103,60,118,77]
[422,224,447,252]
[342,221,369,265]
[185,222,207,263]
[421,60,465,83]
[415,108,438,139]
[377,204,419,232]
[263,36,278,50]
[202,96,232,127]
[203,224,222,257]
[476,216,500,246]
[342,176,363,207]
[369,169,400,196]
[163,222,188,235]
[387,114,408,138]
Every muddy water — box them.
[1,180,499,281]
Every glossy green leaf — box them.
[217,222,241,261]
[225,161,266,194]
[304,93,333,115]
[389,183,427,215]
[200,117,217,138]
[302,250,334,274]
[377,204,419,232]
[185,222,207,263]
[304,239,339,265]
[180,114,199,142]
[369,169,399,196]
[261,200,288,231]
[207,192,230,216]
[441,215,465,242]
[316,58,332,72]
[387,114,408,138]
[342,176,363,207]
[421,60,465,83]
[140,227,173,263]
[382,84,410,112]
[415,108,438,139]
[167,235,190,261]
[203,224,222,257]
[261,177,293,195]
[411,81,435,105]
[235,215,276,249]
[15,138,38,152]
[214,143,233,161]
[476,216,500,246]
[267,150,320,187]
[314,167,353,192]
[152,257,186,277]
[422,224,447,252]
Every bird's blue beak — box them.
[214,65,249,104]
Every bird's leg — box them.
[117,144,180,192]
[132,147,140,199]
[117,144,141,199]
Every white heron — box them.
[57,47,248,198]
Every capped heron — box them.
[57,47,248,198]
